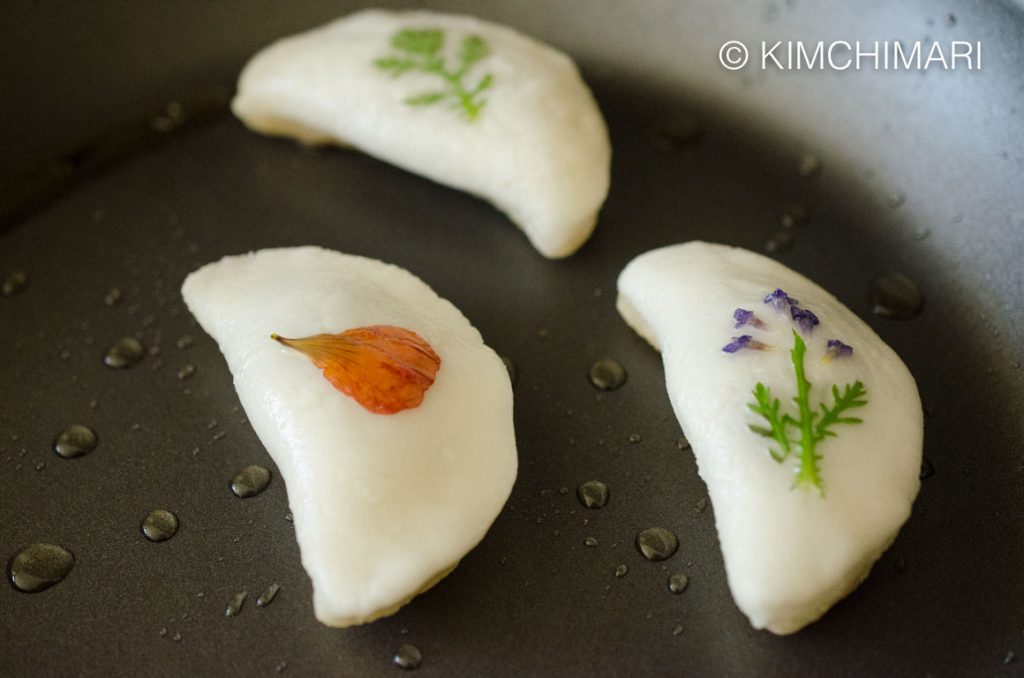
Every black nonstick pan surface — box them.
[2,1,1023,676]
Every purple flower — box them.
[763,288,798,313]
[791,306,820,335]
[821,339,854,364]
[733,308,767,330]
[722,335,774,353]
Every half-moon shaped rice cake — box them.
[232,9,611,259]
[182,246,518,626]
[617,241,923,634]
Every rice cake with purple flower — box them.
[616,241,923,634]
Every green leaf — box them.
[391,29,443,55]
[470,72,494,95]
[747,381,794,463]
[375,27,495,123]
[813,380,868,442]
[459,35,490,66]
[405,91,448,106]
[373,57,415,75]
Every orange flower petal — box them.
[272,325,441,414]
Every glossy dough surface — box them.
[182,246,517,626]
[617,241,922,634]
[232,9,611,258]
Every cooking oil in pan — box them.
[8,543,75,592]
[588,359,627,391]
[576,480,609,509]
[231,465,272,498]
[225,590,248,617]
[257,583,281,607]
[103,337,144,368]
[635,528,679,562]
[102,287,122,307]
[141,509,180,542]
[53,424,98,459]
[2,271,28,297]
[870,272,924,319]
[668,572,689,594]
[392,643,422,670]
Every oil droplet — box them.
[231,465,272,498]
[577,481,609,509]
[142,510,180,542]
[225,591,248,617]
[276,661,288,673]
[614,564,629,578]
[8,543,75,592]
[636,528,679,562]
[588,359,627,391]
[2,271,28,297]
[628,433,643,444]
[103,288,123,307]
[797,153,821,177]
[871,273,923,320]
[1005,651,1017,665]
[501,356,517,386]
[668,572,689,594]
[764,230,795,254]
[393,644,422,670]
[177,364,196,380]
[920,457,935,480]
[584,537,599,548]
[675,436,690,451]
[176,335,195,350]
[104,337,144,368]
[672,624,684,636]
[780,205,809,229]
[53,425,98,459]
[158,627,168,637]
[257,583,281,607]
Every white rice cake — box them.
[232,9,611,259]
[182,246,518,626]
[617,241,922,634]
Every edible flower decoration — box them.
[763,288,798,313]
[374,28,494,121]
[272,325,441,415]
[821,339,854,364]
[725,289,868,495]
[722,335,774,353]
[733,308,767,330]
[790,307,820,335]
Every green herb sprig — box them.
[748,330,867,495]
[374,28,494,121]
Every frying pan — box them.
[2,0,1022,675]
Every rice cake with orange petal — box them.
[181,246,517,626]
